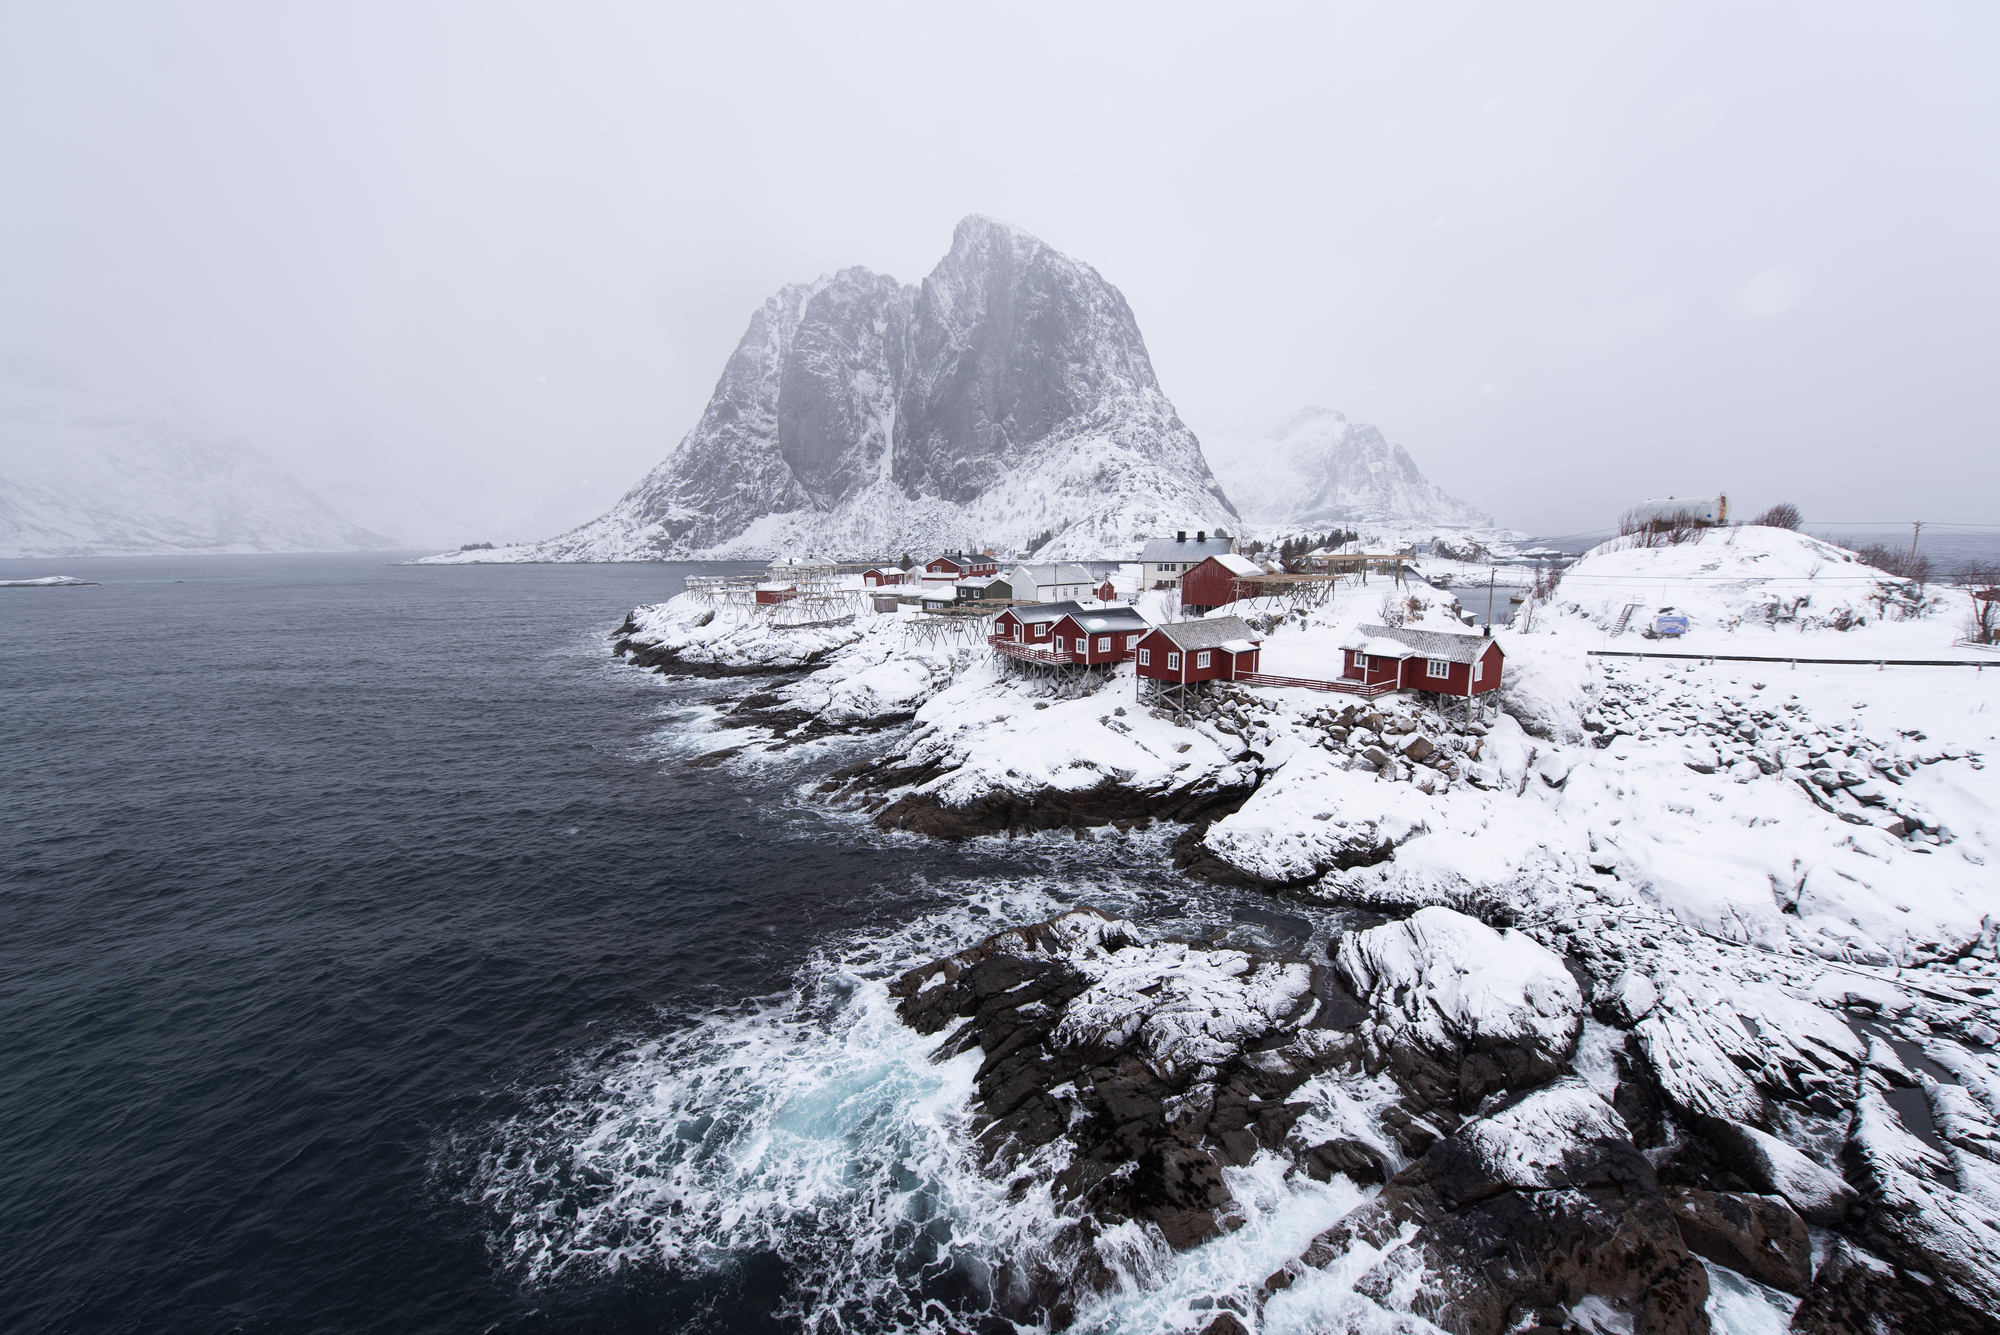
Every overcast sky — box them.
[3,2,1995,546]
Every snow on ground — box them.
[604,525,2000,1319]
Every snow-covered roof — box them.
[1140,536,1234,563]
[1068,607,1152,633]
[1013,563,1095,586]
[1151,616,1263,651]
[1218,638,1259,654]
[1339,624,1495,663]
[1000,600,1088,625]
[1207,554,1263,577]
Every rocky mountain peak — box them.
[462,216,1236,562]
[1205,406,1491,530]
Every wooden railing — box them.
[1229,671,1397,697]
[991,639,1076,666]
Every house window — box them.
[1427,659,1449,679]
[1475,659,1484,683]
[1035,624,1047,638]
[1126,634,1139,649]
[1138,648,1151,666]
[1167,652,1181,670]
[1355,654,1369,673]
[1195,650,1211,669]
[1097,637,1110,652]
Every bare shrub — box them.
[1848,541,1934,586]
[1617,506,1706,548]
[1376,591,1407,628]
[1753,502,1802,530]
[1960,562,2000,644]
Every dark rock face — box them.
[1278,1087,1710,1335]
[881,896,1997,1334]
[887,906,1723,1334]
[521,216,1237,559]
[1663,1187,1813,1293]
[1791,1238,2000,1335]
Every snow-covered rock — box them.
[422,216,1238,564]
[0,361,392,558]
[1335,906,1582,1062]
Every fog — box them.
[3,3,1995,546]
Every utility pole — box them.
[1911,520,1924,562]
[1486,565,1497,627]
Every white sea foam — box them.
[467,886,1396,1333]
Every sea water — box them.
[0,552,1373,1334]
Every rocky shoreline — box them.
[886,905,2000,1335]
[607,585,2000,1334]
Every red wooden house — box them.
[754,585,799,605]
[1178,554,1268,614]
[924,552,1000,580]
[989,603,1152,666]
[860,567,909,587]
[1339,625,1503,696]
[1134,616,1264,689]
[1053,607,1152,664]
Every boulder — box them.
[1662,1186,1813,1293]
[1271,1082,1709,1335]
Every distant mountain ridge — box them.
[0,362,393,558]
[1204,407,1491,529]
[430,216,1238,562]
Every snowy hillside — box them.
[1529,524,1944,645]
[1204,406,1491,529]
[420,216,1238,564]
[0,362,392,558]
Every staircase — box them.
[1610,603,1641,636]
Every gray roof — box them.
[1152,615,1262,651]
[1001,600,1089,625]
[1354,624,1496,664]
[1061,606,1151,633]
[1013,562,1096,586]
[1140,536,1234,563]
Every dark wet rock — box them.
[872,776,1255,842]
[1790,1237,2000,1335]
[1269,1081,1708,1335]
[1662,1187,1812,1293]
[613,635,833,677]
[888,909,1365,1326]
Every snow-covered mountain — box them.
[427,216,1238,563]
[0,362,393,558]
[1203,406,1490,529]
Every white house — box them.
[1010,563,1097,604]
[1140,531,1235,588]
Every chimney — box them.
[1483,624,1492,637]
[1177,530,1187,543]
[1196,530,1206,543]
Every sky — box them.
[2,2,1996,547]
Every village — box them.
[685,527,1511,727]
[602,505,2000,1334]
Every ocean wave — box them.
[460,886,1381,1333]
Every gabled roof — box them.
[1340,624,1498,664]
[1013,562,1095,586]
[1200,553,1263,577]
[1140,536,1234,563]
[1059,606,1152,634]
[997,600,1088,625]
[1148,615,1263,651]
